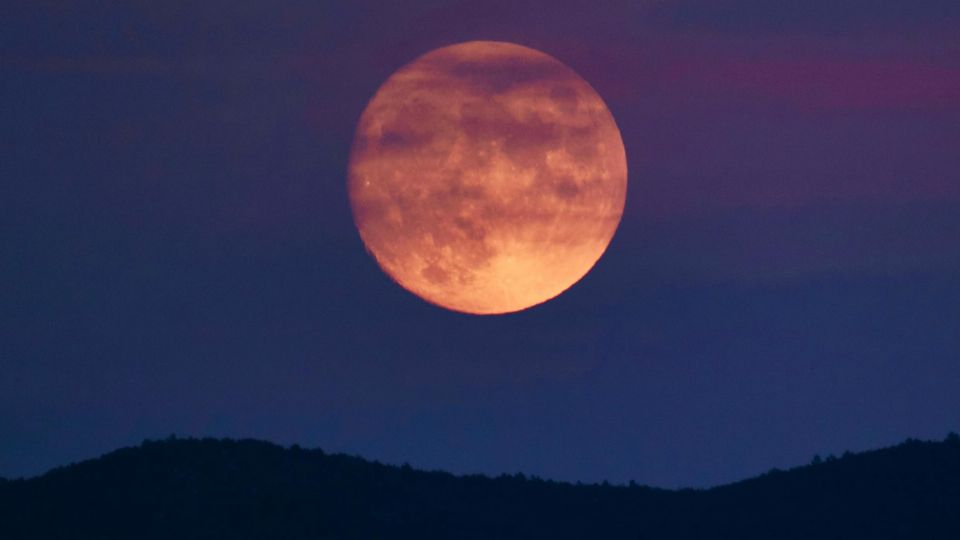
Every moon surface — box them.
[348,41,627,314]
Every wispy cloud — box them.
[676,55,960,111]
[650,0,960,35]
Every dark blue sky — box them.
[2,1,959,488]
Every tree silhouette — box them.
[1,434,959,539]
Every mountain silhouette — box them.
[2,434,959,539]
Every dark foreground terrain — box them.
[1,434,959,539]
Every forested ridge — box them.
[2,434,958,539]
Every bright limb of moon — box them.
[348,41,627,315]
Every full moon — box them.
[348,41,627,314]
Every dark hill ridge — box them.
[1,435,959,539]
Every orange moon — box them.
[348,41,627,315]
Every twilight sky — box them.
[2,0,959,488]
